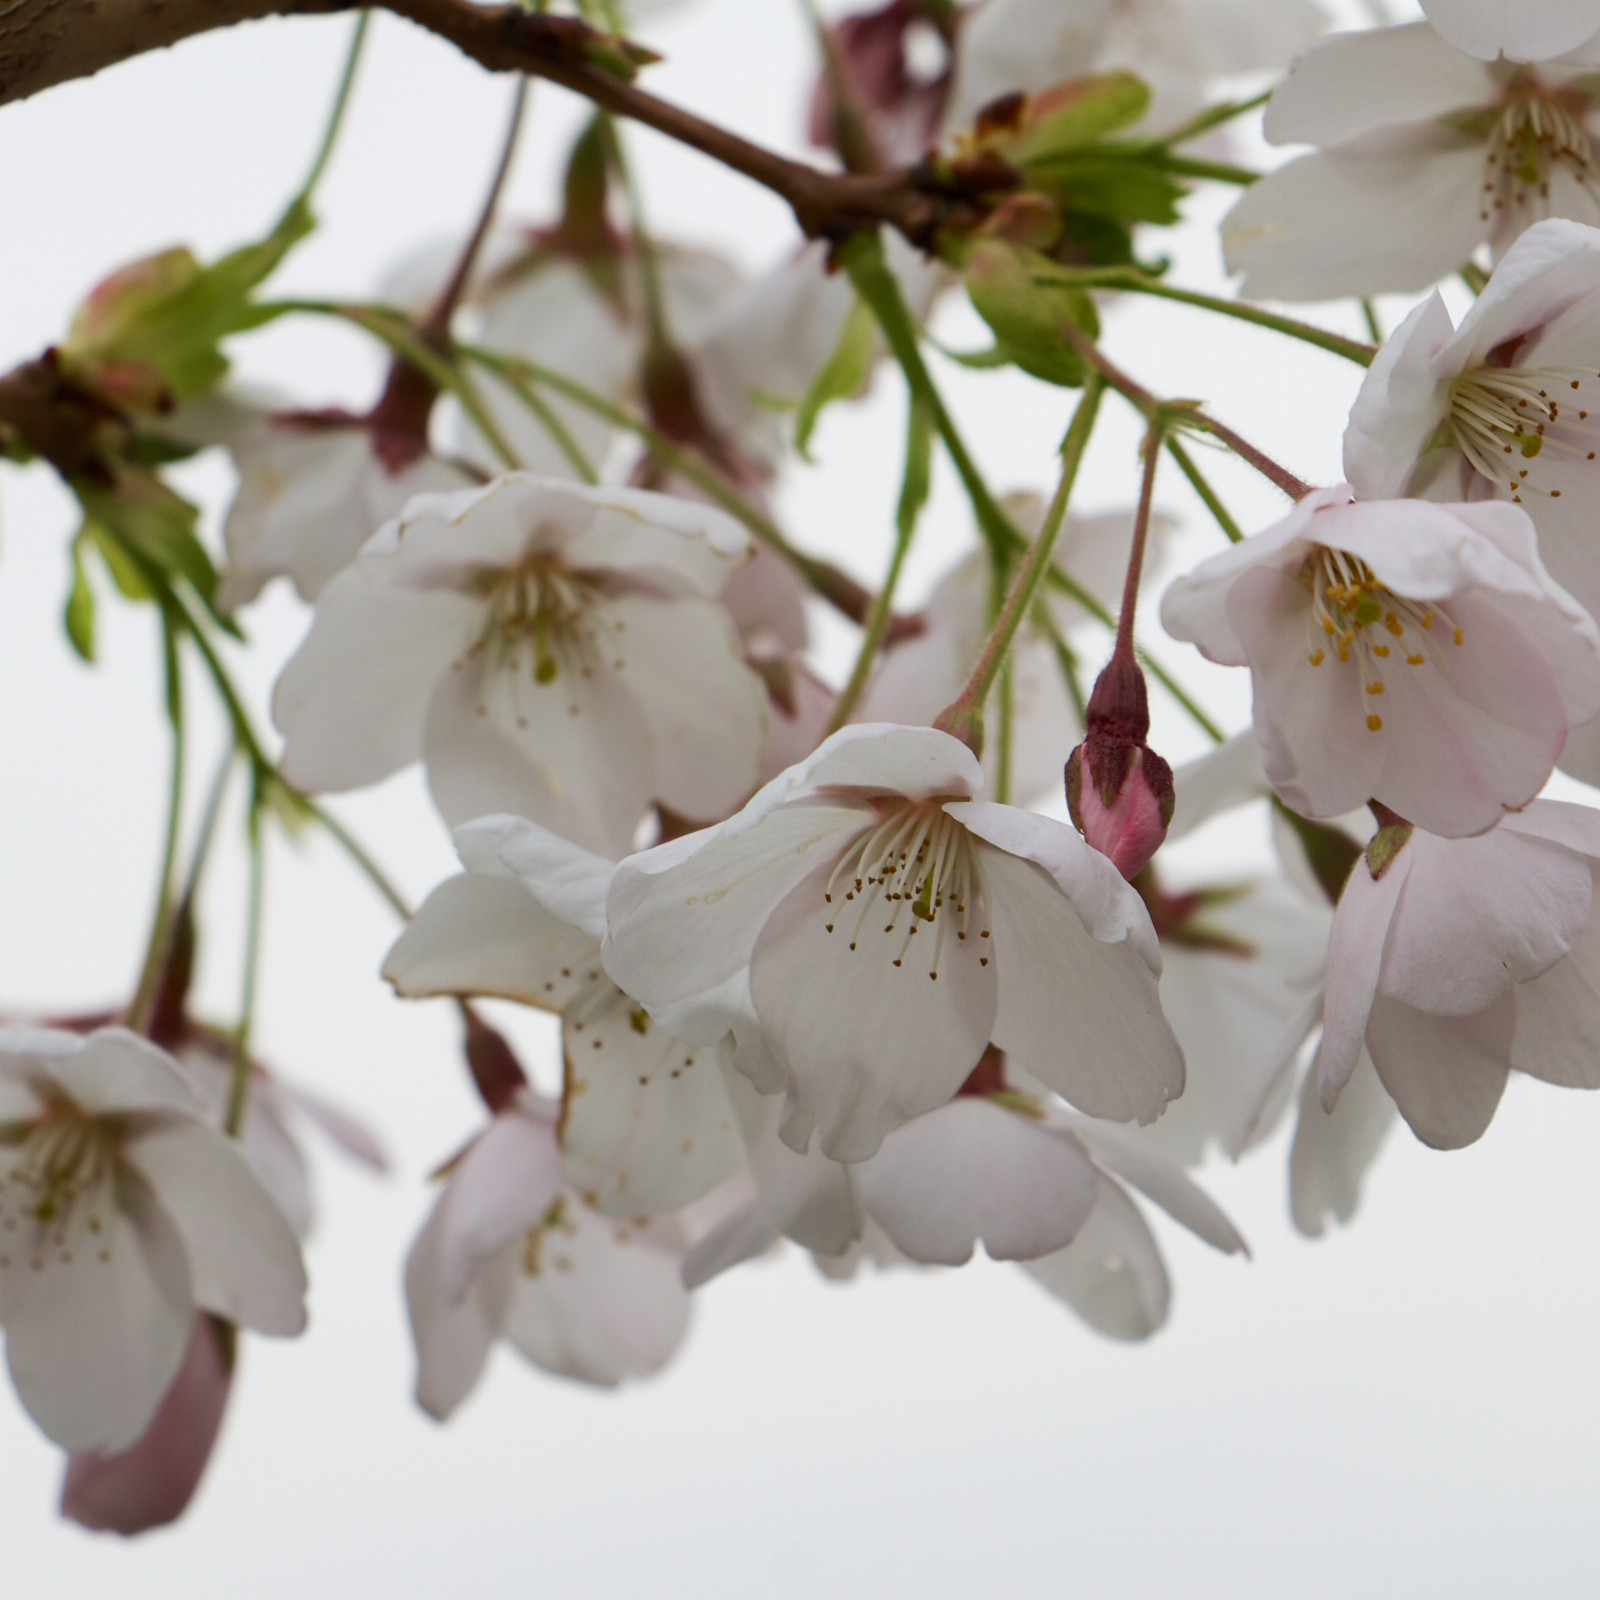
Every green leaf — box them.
[965,240,1101,387]
[1005,73,1151,166]
[64,534,98,662]
[83,518,154,600]
[794,296,877,461]
[936,343,1017,370]
[1025,153,1187,226]
[74,469,221,618]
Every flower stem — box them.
[825,388,934,734]
[1116,421,1167,658]
[225,807,266,1139]
[936,378,1104,748]
[290,10,371,212]
[1155,91,1271,147]
[1166,436,1242,543]
[1150,154,1260,186]
[306,801,414,922]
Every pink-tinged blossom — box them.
[1160,485,1600,837]
[0,1028,306,1453]
[1344,219,1600,780]
[1318,800,1600,1148]
[404,1090,691,1418]
[60,1314,232,1536]
[1420,0,1600,63]
[272,474,767,857]
[1224,25,1600,300]
[602,724,1184,1164]
[385,817,745,1219]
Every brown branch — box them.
[0,0,961,245]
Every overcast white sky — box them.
[4,3,1599,1596]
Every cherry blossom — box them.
[403,1089,691,1418]
[273,474,768,856]
[1318,801,1600,1148]
[1344,218,1600,778]
[385,817,745,1219]
[0,1027,306,1453]
[602,723,1184,1163]
[1224,24,1600,300]
[1420,0,1600,64]
[1160,485,1600,837]
[945,0,1326,137]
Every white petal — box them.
[1263,23,1494,148]
[404,1195,512,1422]
[860,1099,1098,1266]
[1062,1118,1249,1256]
[53,1029,203,1118]
[1510,876,1600,1086]
[1021,1176,1169,1342]
[457,814,614,942]
[751,853,998,1162]
[564,487,752,595]
[604,593,766,822]
[1289,1052,1398,1237]
[502,1203,690,1386]
[1317,850,1413,1108]
[383,872,601,1010]
[1366,991,1514,1148]
[972,841,1183,1125]
[124,1121,307,1336]
[561,985,743,1217]
[1420,0,1600,61]
[434,1105,566,1306]
[802,723,984,799]
[1168,730,1271,840]
[3,1171,191,1453]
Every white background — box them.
[4,2,1599,1595]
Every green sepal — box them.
[64,533,98,662]
[1002,72,1151,166]
[1365,819,1414,881]
[795,296,877,460]
[965,239,1100,387]
[936,343,1017,370]
[1025,153,1187,226]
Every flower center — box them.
[1480,81,1600,229]
[1448,363,1600,498]
[0,1109,118,1274]
[821,799,989,980]
[1300,546,1463,734]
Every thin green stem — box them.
[1166,436,1242,543]
[1116,421,1167,656]
[1155,91,1271,148]
[995,660,1014,805]
[825,389,933,734]
[1460,261,1489,295]
[940,378,1103,737]
[1038,270,1376,366]
[225,812,266,1139]
[597,116,671,349]
[173,747,236,918]
[469,350,599,483]
[292,11,371,210]
[127,608,187,1034]
[1151,154,1260,186]
[307,801,414,922]
[1361,298,1384,345]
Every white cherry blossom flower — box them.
[1344,218,1600,778]
[403,1089,691,1418]
[385,817,745,1219]
[945,0,1326,137]
[1318,800,1600,1148]
[1160,484,1600,837]
[0,1027,306,1453]
[1421,0,1600,64]
[273,474,767,857]
[1224,24,1600,300]
[219,416,474,609]
[603,724,1184,1164]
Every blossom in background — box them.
[1420,0,1600,64]
[945,0,1326,137]
[1344,218,1600,779]
[273,474,768,857]
[860,499,1172,805]
[1319,801,1600,1149]
[1161,485,1600,837]
[404,1088,692,1418]
[385,817,746,1219]
[0,1028,306,1453]
[1224,24,1600,301]
[603,724,1184,1163]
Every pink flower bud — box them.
[60,1315,233,1536]
[1065,653,1175,880]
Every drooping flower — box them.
[403,1089,692,1418]
[0,1027,306,1453]
[602,724,1184,1163]
[1318,800,1600,1148]
[1344,218,1600,778]
[273,474,768,857]
[384,817,745,1219]
[1420,0,1600,64]
[945,0,1326,138]
[1160,485,1600,837]
[1224,24,1600,300]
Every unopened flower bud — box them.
[1065,652,1174,880]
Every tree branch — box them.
[0,0,962,245]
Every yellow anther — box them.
[1322,618,1336,636]
[1367,714,1383,732]
[1453,627,1464,646]
[1373,644,1390,658]
[1308,648,1325,666]
[1384,612,1403,636]
[1367,681,1385,695]
[1407,653,1426,665]
[1422,611,1434,628]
